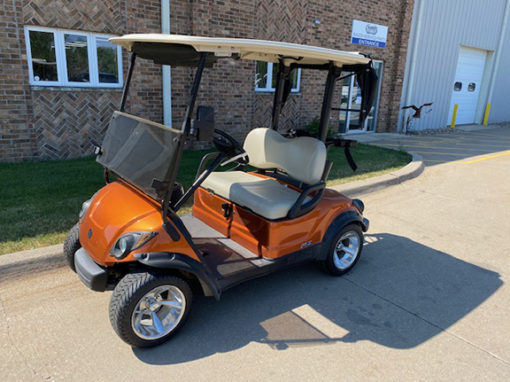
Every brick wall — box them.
[0,0,37,161]
[301,0,415,132]
[0,0,164,161]
[1,0,413,161]
[169,0,414,145]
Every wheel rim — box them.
[131,285,186,340]
[333,231,361,270]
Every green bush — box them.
[301,117,336,138]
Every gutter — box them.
[161,0,172,126]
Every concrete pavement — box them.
[1,126,510,381]
[351,124,510,166]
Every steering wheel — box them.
[213,129,249,165]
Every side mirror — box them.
[194,106,215,141]
[356,64,378,126]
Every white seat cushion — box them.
[243,128,326,185]
[201,171,302,220]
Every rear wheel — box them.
[63,223,80,272]
[109,272,192,347]
[323,224,363,276]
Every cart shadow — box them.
[133,232,502,365]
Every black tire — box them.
[109,272,193,348]
[322,224,364,276]
[63,223,81,272]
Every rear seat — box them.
[201,128,326,220]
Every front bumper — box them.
[75,248,108,292]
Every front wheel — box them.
[322,224,363,276]
[63,223,81,272]
[109,272,192,347]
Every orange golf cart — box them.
[63,34,378,347]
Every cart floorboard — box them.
[182,214,277,284]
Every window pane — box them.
[338,76,351,133]
[29,30,58,82]
[349,79,362,130]
[290,68,298,90]
[64,34,89,82]
[255,62,300,91]
[96,37,119,83]
[468,82,476,92]
[271,63,278,89]
[454,81,462,91]
[255,61,268,89]
[365,61,382,131]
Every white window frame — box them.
[24,26,123,88]
[255,62,301,93]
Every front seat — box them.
[201,128,326,220]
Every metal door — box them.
[449,47,487,125]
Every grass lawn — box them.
[0,144,410,255]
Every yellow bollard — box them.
[483,104,491,126]
[451,104,458,129]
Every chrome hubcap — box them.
[131,285,186,340]
[333,231,361,270]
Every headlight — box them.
[79,199,92,221]
[110,232,158,259]
[79,192,98,221]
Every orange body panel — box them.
[192,186,355,259]
[79,181,197,267]
[80,175,355,267]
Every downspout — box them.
[485,0,510,120]
[398,0,424,132]
[162,0,172,126]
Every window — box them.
[468,82,476,92]
[255,62,301,92]
[24,26,122,87]
[454,81,462,91]
[338,60,383,133]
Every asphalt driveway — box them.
[1,126,509,381]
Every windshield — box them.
[97,111,183,201]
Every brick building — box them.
[0,0,414,162]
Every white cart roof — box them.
[109,34,370,67]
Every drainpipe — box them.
[398,0,424,132]
[485,0,510,122]
[161,0,172,126]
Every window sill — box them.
[254,90,301,95]
[30,86,123,92]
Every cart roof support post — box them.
[181,52,208,136]
[110,52,137,184]
[318,63,342,142]
[119,52,137,112]
[162,51,208,221]
[271,61,291,131]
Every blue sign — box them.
[351,37,386,48]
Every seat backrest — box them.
[243,128,326,185]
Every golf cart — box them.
[64,34,378,347]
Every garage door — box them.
[449,47,487,125]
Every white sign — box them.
[351,20,388,49]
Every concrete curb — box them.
[0,244,65,283]
[1,152,424,279]
[330,152,424,198]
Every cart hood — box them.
[79,181,163,265]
